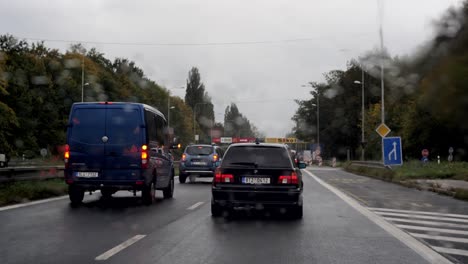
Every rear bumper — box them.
[212,187,302,208]
[64,169,148,191]
[180,167,215,176]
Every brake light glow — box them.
[141,145,148,169]
[214,168,234,183]
[278,172,299,185]
[64,144,70,168]
[181,154,187,161]
[213,154,218,162]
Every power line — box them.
[16,33,374,47]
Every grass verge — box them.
[0,179,68,207]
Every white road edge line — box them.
[187,202,204,210]
[369,207,468,219]
[410,233,468,244]
[302,169,452,264]
[95,234,146,261]
[432,246,468,257]
[0,195,69,212]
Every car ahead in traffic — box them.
[64,102,176,206]
[211,142,306,218]
[179,144,224,183]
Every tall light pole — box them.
[354,67,366,161]
[81,54,85,102]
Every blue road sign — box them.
[382,137,403,166]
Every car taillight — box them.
[181,154,186,161]
[214,168,234,183]
[64,144,70,168]
[278,172,299,185]
[213,154,218,162]
[141,145,148,169]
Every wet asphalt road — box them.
[0,168,454,264]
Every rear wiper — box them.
[229,162,258,167]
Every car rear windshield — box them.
[223,146,292,168]
[106,108,142,145]
[69,108,106,144]
[186,146,214,155]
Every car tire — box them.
[142,181,156,205]
[290,204,303,219]
[163,177,174,199]
[179,174,187,184]
[69,185,84,206]
[211,202,223,217]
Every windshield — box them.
[185,146,213,155]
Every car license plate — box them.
[191,161,207,166]
[75,172,99,178]
[242,177,270,184]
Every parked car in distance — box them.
[179,144,224,183]
[64,102,176,206]
[211,142,306,218]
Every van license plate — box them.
[75,172,99,178]
[242,177,270,184]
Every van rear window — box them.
[70,108,106,144]
[106,108,142,145]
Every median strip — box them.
[95,234,146,261]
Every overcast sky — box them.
[0,0,464,137]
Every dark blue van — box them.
[64,102,175,205]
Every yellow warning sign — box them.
[376,123,391,138]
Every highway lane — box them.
[0,170,442,264]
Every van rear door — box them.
[68,106,106,172]
[104,106,144,179]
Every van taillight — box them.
[213,154,218,162]
[214,168,233,183]
[141,145,148,169]
[64,144,70,168]
[278,172,299,185]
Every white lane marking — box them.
[411,233,468,244]
[0,195,68,212]
[95,235,146,261]
[384,217,468,229]
[302,170,452,264]
[375,212,468,223]
[396,225,468,235]
[187,202,204,210]
[432,247,468,257]
[369,207,468,219]
[174,176,179,178]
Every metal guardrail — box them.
[0,166,65,183]
[0,161,181,183]
[349,161,388,169]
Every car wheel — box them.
[290,204,303,219]
[211,202,223,217]
[142,181,156,205]
[163,177,174,199]
[179,174,187,184]
[69,185,84,206]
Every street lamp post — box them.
[81,54,85,102]
[167,86,185,132]
[354,68,366,161]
